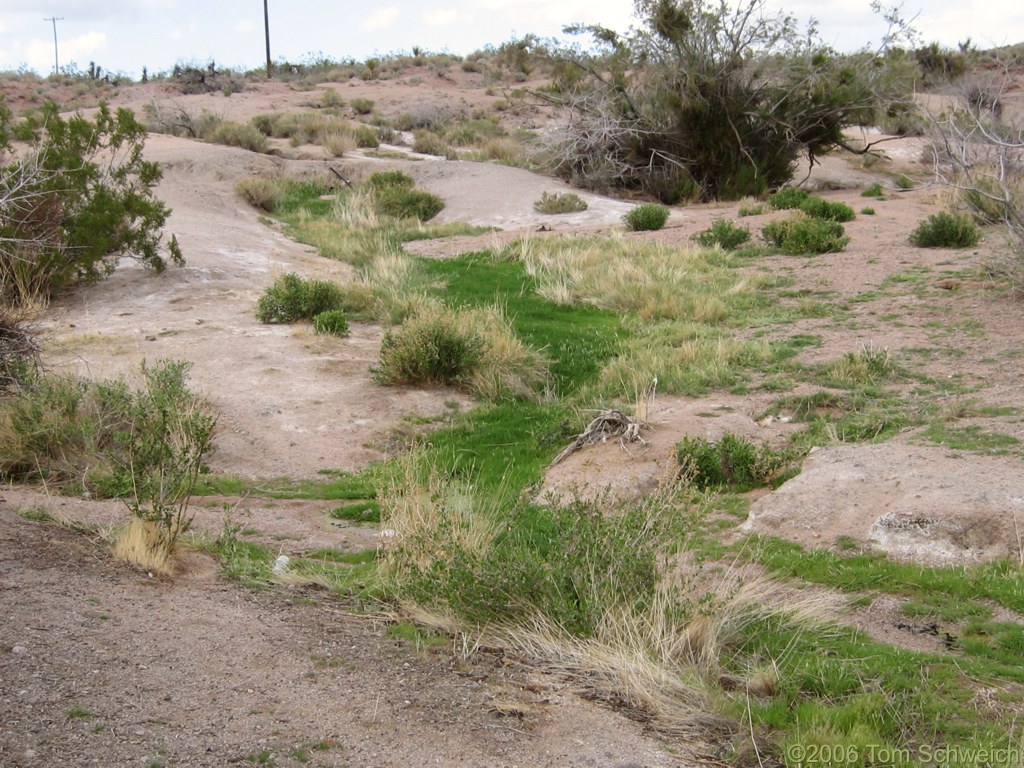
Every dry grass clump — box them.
[113,517,177,574]
[235,175,287,212]
[374,300,550,401]
[497,234,763,322]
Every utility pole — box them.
[263,0,272,79]
[44,16,63,75]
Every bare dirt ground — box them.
[2,69,1024,765]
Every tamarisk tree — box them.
[543,0,914,201]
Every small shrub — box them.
[798,196,856,222]
[375,188,444,221]
[861,207,876,215]
[909,212,980,248]
[322,130,356,157]
[738,203,766,217]
[350,97,375,115]
[768,187,810,210]
[255,273,346,323]
[676,433,793,491]
[623,204,670,232]
[861,182,885,198]
[534,191,588,214]
[312,309,350,336]
[376,313,484,387]
[693,219,751,249]
[235,176,284,212]
[762,215,850,254]
[365,171,415,190]
[320,89,344,109]
[207,121,268,152]
[895,174,914,190]
[412,130,450,156]
[351,125,380,149]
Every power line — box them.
[44,16,63,75]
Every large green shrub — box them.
[909,212,980,248]
[255,273,346,323]
[0,102,182,305]
[545,0,909,200]
[623,203,670,231]
[768,187,812,210]
[762,215,850,254]
[799,196,856,222]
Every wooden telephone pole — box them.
[263,1,272,78]
[44,16,63,75]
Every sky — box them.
[1,0,1022,80]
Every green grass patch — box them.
[919,424,1022,455]
[422,253,626,396]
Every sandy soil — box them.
[3,68,1024,764]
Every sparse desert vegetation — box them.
[3,14,1024,768]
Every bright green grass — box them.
[748,535,1024,614]
[422,253,627,395]
[918,424,1022,455]
[417,401,576,493]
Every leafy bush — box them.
[909,212,980,248]
[738,202,766,217]
[861,207,876,215]
[768,187,811,210]
[798,196,856,222]
[534,191,589,214]
[623,204,670,232]
[255,273,346,323]
[861,182,885,198]
[895,174,914,190]
[374,188,444,221]
[350,125,380,149]
[0,102,182,306]
[676,433,793,491]
[693,219,751,249]
[762,215,850,254]
[350,98,375,115]
[0,361,214,516]
[312,309,350,336]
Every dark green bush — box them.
[374,187,444,221]
[768,187,811,210]
[312,309,350,336]
[762,215,850,254]
[623,204,670,232]
[375,314,483,386]
[676,433,794,491]
[365,171,415,190]
[861,182,885,198]
[909,212,980,248]
[693,219,751,249]
[255,273,346,323]
[799,196,856,222]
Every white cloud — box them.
[235,19,258,33]
[422,8,462,27]
[170,23,199,41]
[361,7,400,31]
[24,32,106,72]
